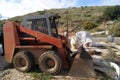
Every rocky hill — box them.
[1,6,120,36]
[8,6,108,35]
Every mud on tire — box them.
[13,51,34,72]
[39,50,62,74]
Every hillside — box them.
[1,6,119,36]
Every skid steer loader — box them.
[3,14,95,77]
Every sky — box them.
[0,0,120,19]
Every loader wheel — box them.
[13,51,34,72]
[39,51,62,74]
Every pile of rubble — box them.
[0,69,34,80]
[70,31,120,80]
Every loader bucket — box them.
[69,46,95,78]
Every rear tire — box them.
[39,50,62,74]
[13,51,34,72]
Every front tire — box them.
[13,51,34,72]
[39,50,62,74]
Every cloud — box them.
[0,0,79,18]
[1,0,120,19]
[100,0,120,6]
[5,0,21,3]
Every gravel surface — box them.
[0,43,118,80]
[0,69,96,80]
[0,69,34,80]
[0,55,95,80]
[0,44,96,80]
[0,44,34,80]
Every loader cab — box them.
[22,14,60,37]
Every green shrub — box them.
[82,21,97,30]
[103,5,120,20]
[109,22,120,37]
[9,16,23,22]
[37,11,45,15]
[84,14,91,17]
[0,20,3,31]
[31,72,54,80]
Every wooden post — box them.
[66,10,68,37]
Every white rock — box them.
[92,55,120,80]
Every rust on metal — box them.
[3,21,20,63]
[69,46,95,78]
[20,38,36,41]
[3,20,70,70]
[19,25,63,48]
[16,45,52,49]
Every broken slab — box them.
[92,55,120,80]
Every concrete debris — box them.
[108,43,120,56]
[0,69,34,80]
[70,31,120,80]
[92,55,120,80]
[70,36,81,51]
[70,31,106,52]
[91,31,106,36]
[76,31,94,47]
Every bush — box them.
[31,72,54,80]
[37,11,45,15]
[82,21,97,30]
[84,14,91,17]
[0,20,3,31]
[103,5,120,20]
[9,16,23,22]
[109,22,120,37]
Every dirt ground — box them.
[0,45,8,71]
[0,44,99,80]
[0,44,115,80]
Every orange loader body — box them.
[3,14,95,77]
